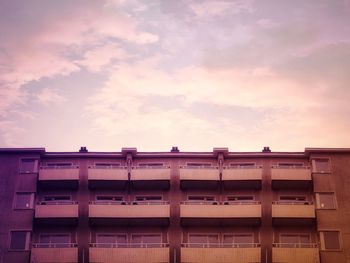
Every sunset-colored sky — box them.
[1,0,350,152]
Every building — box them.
[0,146,349,263]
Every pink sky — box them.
[0,0,350,152]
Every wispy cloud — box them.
[0,0,350,150]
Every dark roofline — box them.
[1,147,350,158]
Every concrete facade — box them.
[0,147,349,263]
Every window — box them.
[20,159,37,173]
[135,196,162,204]
[9,231,31,250]
[96,234,127,247]
[46,163,73,168]
[95,163,120,168]
[14,193,34,209]
[312,159,330,173]
[227,196,254,202]
[223,234,254,247]
[95,196,123,204]
[279,196,307,204]
[131,234,162,247]
[41,196,72,204]
[187,163,212,167]
[316,193,336,209]
[40,234,70,247]
[138,163,164,167]
[230,163,255,168]
[279,234,310,247]
[320,231,341,250]
[277,163,304,168]
[188,234,219,247]
[187,196,216,204]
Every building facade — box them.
[0,146,349,263]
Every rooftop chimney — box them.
[262,146,271,153]
[79,146,88,153]
[171,146,180,152]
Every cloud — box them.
[76,43,130,72]
[0,0,158,117]
[189,0,255,18]
[35,88,66,106]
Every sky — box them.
[0,0,350,152]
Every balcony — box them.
[180,202,261,226]
[181,244,261,263]
[88,166,128,189]
[272,201,315,225]
[272,244,320,263]
[180,167,220,189]
[34,202,79,225]
[89,243,169,263]
[222,166,262,189]
[130,166,171,190]
[38,166,79,189]
[89,202,170,226]
[31,243,78,263]
[271,166,312,189]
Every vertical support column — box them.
[218,153,224,203]
[169,158,181,263]
[260,157,273,263]
[77,159,89,263]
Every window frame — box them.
[8,230,31,251]
[276,162,306,168]
[279,233,311,247]
[319,230,342,251]
[96,233,128,245]
[188,233,220,245]
[19,158,39,174]
[13,192,35,210]
[312,158,331,173]
[222,233,255,245]
[316,192,337,210]
[229,162,257,168]
[130,233,163,247]
[137,162,165,167]
[94,162,121,168]
[277,195,310,204]
[39,233,71,244]
[186,162,213,167]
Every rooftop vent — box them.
[79,146,88,153]
[171,146,180,152]
[262,146,271,153]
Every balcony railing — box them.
[271,166,312,189]
[90,201,169,205]
[181,201,261,205]
[89,245,170,263]
[89,165,126,169]
[271,165,310,169]
[182,243,260,248]
[33,243,77,248]
[38,166,79,189]
[180,203,261,226]
[181,245,261,263]
[31,244,78,263]
[272,202,315,225]
[89,202,170,226]
[37,200,78,205]
[273,243,318,248]
[90,243,169,248]
[41,165,79,169]
[272,201,313,205]
[272,245,320,263]
[222,166,262,189]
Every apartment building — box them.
[0,146,349,263]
